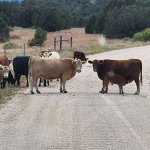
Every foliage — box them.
[28,27,47,46]
[0,17,9,42]
[3,41,20,49]
[85,0,150,38]
[133,28,150,41]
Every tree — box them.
[85,15,97,33]
[0,17,9,42]
[28,27,47,46]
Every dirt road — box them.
[0,45,150,150]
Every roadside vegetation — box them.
[133,28,150,42]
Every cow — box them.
[0,65,10,88]
[88,59,142,95]
[74,51,88,62]
[39,51,60,87]
[0,56,10,66]
[28,57,85,94]
[10,56,31,87]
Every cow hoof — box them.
[30,91,35,94]
[64,91,67,93]
[99,91,102,93]
[36,90,41,94]
[60,90,63,93]
[134,92,139,95]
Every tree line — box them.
[85,0,150,38]
[0,0,150,42]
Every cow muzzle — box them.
[4,75,8,79]
[77,69,81,73]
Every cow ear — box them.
[88,60,93,64]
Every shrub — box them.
[132,28,150,41]
[28,27,47,47]
[3,42,20,49]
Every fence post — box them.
[71,37,72,48]
[60,35,62,51]
[54,38,56,50]
[23,43,26,56]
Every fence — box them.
[54,36,72,50]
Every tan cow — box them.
[28,57,85,94]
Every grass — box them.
[0,87,19,105]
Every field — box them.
[0,27,150,103]
[1,27,150,59]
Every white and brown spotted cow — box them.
[28,57,85,94]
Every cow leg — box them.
[134,78,140,95]
[2,80,6,89]
[60,77,63,93]
[16,74,21,86]
[1,82,3,89]
[119,85,124,94]
[44,79,47,87]
[39,78,42,87]
[26,75,29,87]
[100,80,108,94]
[62,79,67,93]
[35,78,41,94]
[47,80,49,86]
[30,78,35,94]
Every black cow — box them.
[74,51,88,62]
[10,56,30,87]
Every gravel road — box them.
[0,45,150,150]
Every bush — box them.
[28,27,47,47]
[3,42,20,49]
[132,28,150,41]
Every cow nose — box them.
[77,70,81,73]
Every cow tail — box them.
[140,61,142,85]
[28,57,33,84]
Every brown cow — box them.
[0,56,10,66]
[28,57,85,94]
[74,51,88,62]
[88,59,142,95]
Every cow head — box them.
[0,65,10,79]
[72,59,85,73]
[88,60,104,72]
